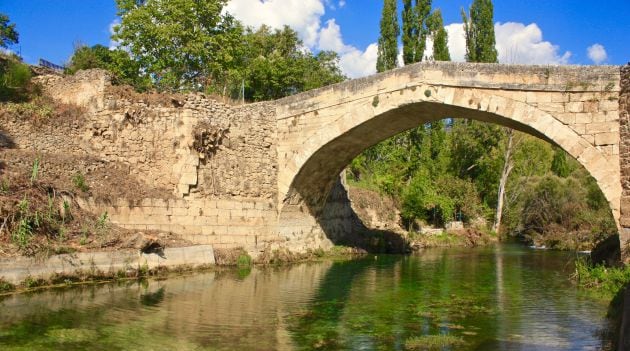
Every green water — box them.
[0,245,612,350]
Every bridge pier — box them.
[619,64,630,264]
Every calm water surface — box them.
[0,245,611,350]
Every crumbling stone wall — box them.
[1,70,278,200]
[619,63,630,261]
[1,70,282,252]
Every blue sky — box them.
[1,0,628,78]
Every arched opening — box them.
[277,96,620,253]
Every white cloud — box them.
[339,43,378,78]
[437,22,571,65]
[338,1,346,8]
[225,0,325,47]
[587,44,607,65]
[318,19,377,78]
[495,22,570,64]
[444,23,467,62]
[318,19,348,52]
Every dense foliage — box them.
[358,0,615,249]
[237,25,344,101]
[0,54,34,102]
[64,0,346,99]
[66,44,151,91]
[0,13,18,49]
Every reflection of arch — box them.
[277,84,621,243]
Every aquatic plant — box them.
[404,334,464,350]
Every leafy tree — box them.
[66,44,151,91]
[112,0,243,91]
[427,9,451,61]
[376,0,399,72]
[461,0,498,63]
[550,147,573,178]
[0,13,18,49]
[238,26,344,101]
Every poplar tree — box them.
[461,0,498,63]
[461,0,511,233]
[427,9,450,61]
[401,0,431,65]
[377,0,399,72]
[401,0,418,65]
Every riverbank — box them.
[573,258,630,350]
[0,244,367,296]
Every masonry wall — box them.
[83,197,279,250]
[619,64,630,262]
[1,70,283,252]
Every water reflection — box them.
[0,246,610,350]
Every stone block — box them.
[583,100,599,113]
[180,172,197,185]
[536,102,565,113]
[586,122,619,134]
[599,100,619,112]
[565,101,584,113]
[594,132,619,146]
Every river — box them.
[0,244,612,350]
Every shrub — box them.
[574,257,630,296]
[0,56,32,102]
[72,172,89,192]
[236,252,252,268]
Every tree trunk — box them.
[493,128,514,234]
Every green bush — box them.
[72,172,89,192]
[0,56,32,101]
[236,252,252,268]
[575,257,630,296]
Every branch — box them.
[0,216,7,235]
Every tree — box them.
[427,9,450,61]
[376,0,399,72]
[461,0,498,63]
[112,0,243,91]
[66,44,152,91]
[401,0,431,65]
[0,13,18,49]
[551,147,573,177]
[239,25,345,101]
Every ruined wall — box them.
[619,64,630,261]
[1,70,283,252]
[2,70,278,199]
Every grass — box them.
[72,172,89,192]
[0,278,16,293]
[404,335,464,350]
[236,252,252,268]
[574,257,630,296]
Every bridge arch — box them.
[274,62,621,249]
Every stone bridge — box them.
[274,62,629,257]
[4,62,628,262]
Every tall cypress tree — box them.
[427,9,450,61]
[461,0,498,63]
[377,0,400,72]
